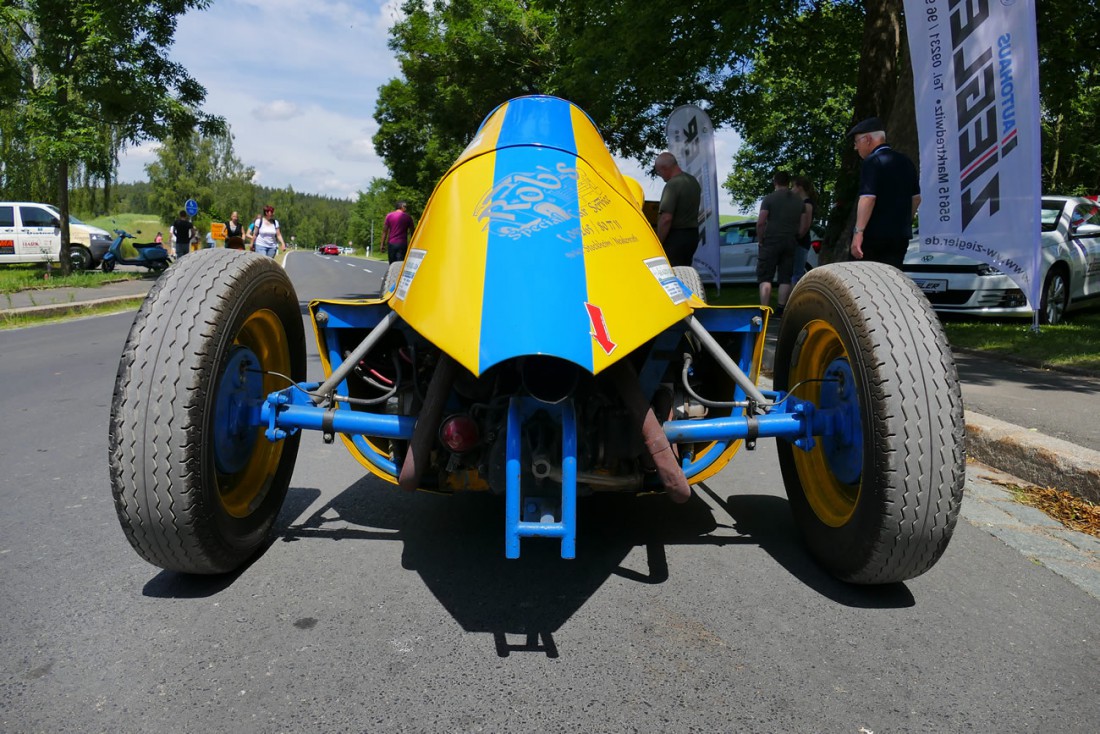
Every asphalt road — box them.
[1,252,1098,733]
[952,351,1100,450]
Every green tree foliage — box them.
[146,129,254,229]
[720,2,863,214]
[375,0,560,194]
[1037,1,1100,194]
[552,0,789,160]
[0,0,220,273]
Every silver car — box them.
[718,218,821,284]
[902,195,1100,324]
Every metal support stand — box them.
[504,397,578,560]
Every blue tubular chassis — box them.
[256,301,862,560]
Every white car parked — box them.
[0,202,113,270]
[718,218,822,284]
[902,195,1100,324]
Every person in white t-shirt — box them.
[247,205,286,257]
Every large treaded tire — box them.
[673,265,707,303]
[109,250,305,574]
[774,262,964,584]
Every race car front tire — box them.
[109,249,305,574]
[773,262,965,584]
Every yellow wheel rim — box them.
[788,320,862,527]
[217,308,290,518]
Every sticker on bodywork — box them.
[395,248,426,301]
[584,302,617,355]
[644,257,687,304]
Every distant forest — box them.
[67,181,358,248]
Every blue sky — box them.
[116,0,743,212]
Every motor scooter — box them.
[101,228,170,273]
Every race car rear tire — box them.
[774,262,965,584]
[673,266,707,303]
[109,249,305,574]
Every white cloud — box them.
[329,137,375,162]
[252,100,302,121]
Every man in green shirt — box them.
[654,152,702,266]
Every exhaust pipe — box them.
[398,354,459,492]
[608,359,691,503]
[521,355,579,404]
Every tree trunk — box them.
[823,0,904,263]
[887,24,918,168]
[58,158,72,275]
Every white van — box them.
[0,202,114,270]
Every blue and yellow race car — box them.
[109,96,965,584]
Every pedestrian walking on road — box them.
[383,201,414,264]
[248,206,286,258]
[171,211,194,260]
[224,211,245,250]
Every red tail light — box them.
[811,239,822,253]
[440,414,480,452]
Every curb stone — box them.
[965,410,1100,504]
[1,293,146,320]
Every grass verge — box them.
[86,213,166,239]
[0,296,145,330]
[941,311,1100,374]
[0,264,138,295]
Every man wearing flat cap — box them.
[847,117,920,267]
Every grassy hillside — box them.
[87,213,167,241]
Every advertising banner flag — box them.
[904,0,1042,309]
[666,105,721,290]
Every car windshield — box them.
[43,204,86,226]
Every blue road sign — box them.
[185,199,199,217]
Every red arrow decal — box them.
[585,302,617,355]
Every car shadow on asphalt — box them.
[951,350,1095,391]
[140,486,323,599]
[693,483,915,610]
[241,473,913,652]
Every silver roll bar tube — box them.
[683,315,772,411]
[312,309,401,405]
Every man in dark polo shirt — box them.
[654,152,702,266]
[848,117,921,268]
[756,170,809,314]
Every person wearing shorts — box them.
[755,171,807,315]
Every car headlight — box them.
[976,263,1002,276]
